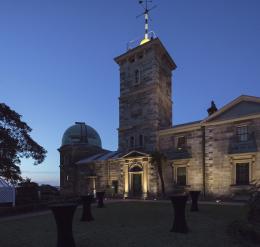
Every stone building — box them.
[59,36,260,199]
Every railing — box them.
[228,132,257,154]
[165,147,191,160]
[126,31,157,51]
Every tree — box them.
[151,150,167,196]
[0,103,47,183]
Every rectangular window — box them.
[236,163,249,185]
[134,70,140,85]
[177,136,186,150]
[177,167,186,186]
[236,126,248,142]
[139,134,144,147]
[112,180,118,194]
[130,136,135,148]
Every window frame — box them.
[176,136,186,150]
[229,154,255,186]
[176,166,187,186]
[236,125,249,142]
[172,160,190,187]
[235,163,250,185]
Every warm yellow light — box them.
[140,38,150,45]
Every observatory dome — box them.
[61,122,102,148]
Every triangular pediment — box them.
[122,150,149,158]
[203,95,260,123]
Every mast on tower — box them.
[137,0,157,45]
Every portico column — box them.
[143,162,148,198]
[124,164,129,198]
[93,177,96,197]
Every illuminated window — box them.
[236,126,248,142]
[177,167,186,186]
[236,163,249,185]
[177,136,186,150]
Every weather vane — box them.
[137,0,157,44]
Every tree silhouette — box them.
[151,151,167,196]
[0,103,47,183]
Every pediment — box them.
[122,150,149,158]
[203,95,260,123]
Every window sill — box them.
[230,184,253,190]
[174,185,191,188]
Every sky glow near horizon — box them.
[1,0,260,186]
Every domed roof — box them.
[62,122,102,148]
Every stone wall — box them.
[159,117,260,197]
[117,42,174,152]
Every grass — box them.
[0,201,256,247]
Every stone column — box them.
[143,162,148,198]
[124,164,129,198]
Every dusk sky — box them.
[1,0,260,186]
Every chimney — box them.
[207,101,218,116]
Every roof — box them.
[76,150,150,165]
[76,150,124,165]
[160,95,260,135]
[62,122,102,148]
[0,177,12,188]
[172,120,202,129]
[202,95,260,123]
[114,38,177,71]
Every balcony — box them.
[228,133,257,154]
[165,147,191,160]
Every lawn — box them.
[0,201,255,247]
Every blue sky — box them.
[1,0,260,186]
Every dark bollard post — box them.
[189,191,201,212]
[96,191,105,208]
[50,203,77,247]
[81,195,94,221]
[170,195,188,233]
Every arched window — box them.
[129,165,143,172]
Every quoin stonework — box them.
[59,37,260,199]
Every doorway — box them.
[132,173,142,195]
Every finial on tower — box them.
[137,0,157,45]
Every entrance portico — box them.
[122,151,149,198]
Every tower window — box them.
[129,57,135,63]
[130,136,135,148]
[134,70,140,85]
[139,134,144,147]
